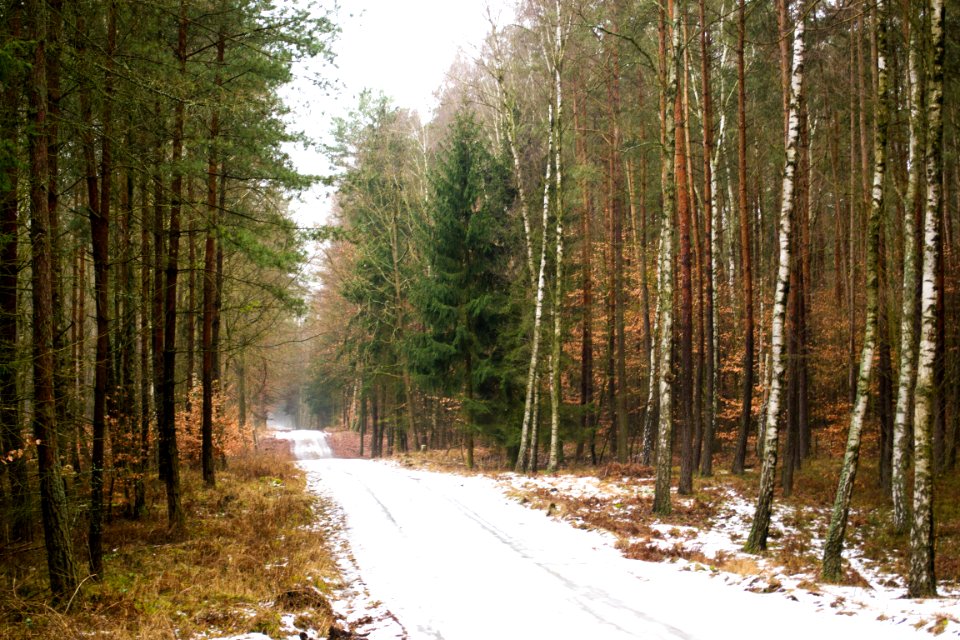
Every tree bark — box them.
[25,0,78,596]
[548,3,566,472]
[821,0,889,581]
[699,0,717,477]
[162,0,188,535]
[676,11,694,493]
[653,0,680,516]
[731,0,754,475]
[0,3,30,543]
[202,28,225,488]
[88,0,117,578]
[908,0,943,599]
[744,10,805,553]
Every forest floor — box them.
[0,441,357,640]
[4,428,958,639]
[326,429,960,636]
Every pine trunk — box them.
[25,0,78,596]
[162,1,188,535]
[201,29,225,488]
[653,0,680,516]
[0,4,29,543]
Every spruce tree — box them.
[410,111,515,468]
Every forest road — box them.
[273,429,919,640]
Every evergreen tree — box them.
[410,111,517,469]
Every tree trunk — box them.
[162,0,188,535]
[609,27,629,466]
[0,4,30,543]
[699,0,717,477]
[821,0,889,581]
[908,0,943,598]
[574,81,594,465]
[88,0,117,577]
[653,0,680,516]
[744,11,805,553]
[548,7,565,472]
[731,0,754,475]
[676,8,694,494]
[25,0,79,596]
[202,29,225,488]
[516,102,554,473]
[135,174,151,518]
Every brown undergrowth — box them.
[0,440,343,639]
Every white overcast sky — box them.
[282,0,517,228]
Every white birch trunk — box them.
[821,0,889,581]
[908,0,943,599]
[891,8,924,535]
[548,5,565,472]
[744,13,805,553]
[516,105,555,473]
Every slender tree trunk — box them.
[152,100,166,482]
[699,0,716,477]
[25,0,78,596]
[548,7,566,472]
[744,11,805,553]
[574,82,594,465]
[516,103,555,473]
[0,4,30,543]
[676,15,694,493]
[88,0,117,577]
[135,175,151,518]
[731,0,754,475]
[201,29,225,488]
[162,0,188,535]
[609,27,629,466]
[821,0,889,581]
[908,0,943,598]
[653,0,680,516]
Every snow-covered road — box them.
[274,430,926,640]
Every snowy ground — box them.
[264,430,957,640]
[498,471,960,637]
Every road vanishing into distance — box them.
[273,429,921,640]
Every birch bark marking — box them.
[908,0,943,599]
[744,11,805,553]
[548,0,566,472]
[516,104,554,473]
[653,0,681,516]
[892,2,924,535]
[821,0,890,582]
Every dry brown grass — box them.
[0,444,341,639]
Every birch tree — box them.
[744,7,805,553]
[547,0,567,472]
[821,0,890,582]
[908,0,943,599]
[891,0,925,536]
